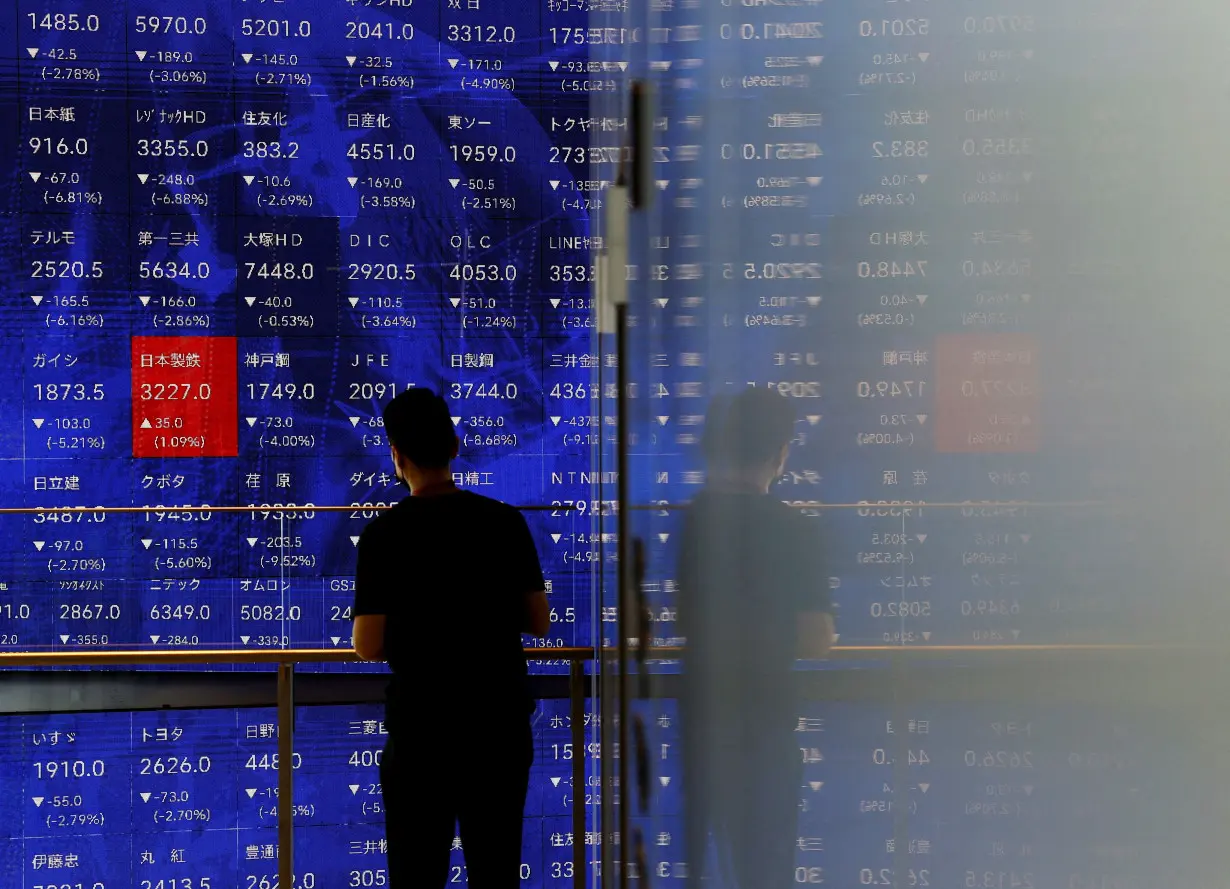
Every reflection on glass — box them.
[677,388,835,889]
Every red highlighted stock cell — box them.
[131,336,238,458]
[934,333,1038,454]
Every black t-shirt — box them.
[352,490,545,725]
[676,489,833,728]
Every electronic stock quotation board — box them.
[2,0,605,884]
[0,0,601,657]
[2,0,1225,886]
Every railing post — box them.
[277,662,295,888]
[570,658,586,889]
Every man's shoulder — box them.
[682,492,816,551]
[685,489,799,520]
[359,498,412,539]
[360,492,523,543]
[764,498,820,542]
[458,491,523,519]
[763,495,807,522]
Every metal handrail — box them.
[0,642,1181,668]
[11,640,1178,672]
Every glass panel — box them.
[603,0,1230,887]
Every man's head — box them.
[702,387,797,486]
[382,388,458,484]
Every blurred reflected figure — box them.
[677,388,836,889]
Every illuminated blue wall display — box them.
[1,0,1218,885]
[2,0,1175,663]
[0,0,597,659]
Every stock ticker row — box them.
[0,0,1172,658]
[0,699,1214,889]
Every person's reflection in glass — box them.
[677,387,836,889]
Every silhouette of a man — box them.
[352,388,550,888]
[677,387,836,889]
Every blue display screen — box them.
[3,0,1218,886]
[0,699,1209,887]
[2,0,1196,659]
[0,0,597,658]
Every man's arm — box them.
[524,590,550,637]
[797,611,835,660]
[353,614,386,661]
[352,526,389,661]
[793,517,836,659]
